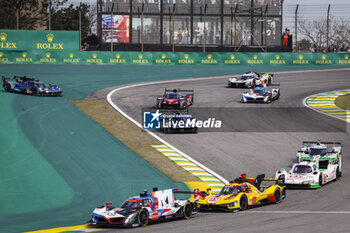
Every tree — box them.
[0,0,67,30]
[298,15,350,50]
[297,39,312,52]
[0,0,47,29]
[51,3,92,39]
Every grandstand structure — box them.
[96,0,289,52]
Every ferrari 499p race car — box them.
[90,188,198,227]
[275,141,342,188]
[241,84,280,103]
[2,76,62,96]
[156,88,194,109]
[227,71,273,88]
[197,174,286,212]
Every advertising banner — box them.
[101,15,130,43]
[0,50,349,66]
[0,30,79,51]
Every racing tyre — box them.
[32,88,38,96]
[281,188,286,199]
[4,83,11,92]
[137,209,149,227]
[266,97,272,104]
[183,202,192,219]
[268,78,272,85]
[336,168,342,180]
[275,91,280,100]
[278,175,285,185]
[274,188,281,204]
[319,174,323,187]
[239,195,248,211]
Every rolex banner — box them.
[0,30,79,51]
[0,50,349,65]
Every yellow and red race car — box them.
[197,174,286,212]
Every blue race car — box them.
[2,76,62,96]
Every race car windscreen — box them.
[310,148,327,156]
[240,75,250,80]
[120,200,141,209]
[36,83,46,88]
[293,165,312,174]
[219,186,242,195]
[253,89,265,95]
[165,93,181,99]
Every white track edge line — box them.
[107,68,350,185]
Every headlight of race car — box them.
[124,212,138,225]
[264,96,269,102]
[304,180,315,184]
[228,200,237,207]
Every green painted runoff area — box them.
[0,64,348,233]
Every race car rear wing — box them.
[164,88,194,93]
[159,109,190,115]
[258,72,274,77]
[302,141,341,146]
[234,174,284,190]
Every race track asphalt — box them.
[106,68,350,233]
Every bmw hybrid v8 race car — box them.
[156,88,194,109]
[241,84,280,103]
[90,188,198,227]
[275,141,342,188]
[228,71,273,88]
[197,174,285,212]
[2,76,62,96]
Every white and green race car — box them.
[275,141,342,188]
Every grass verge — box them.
[335,94,350,110]
[71,99,200,183]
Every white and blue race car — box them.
[241,84,280,104]
[90,188,198,227]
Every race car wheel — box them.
[336,168,342,180]
[183,202,192,219]
[266,97,272,104]
[268,78,272,85]
[274,188,281,204]
[275,91,280,100]
[319,174,323,187]
[281,188,286,199]
[137,209,149,227]
[4,83,11,92]
[32,88,38,96]
[239,195,248,211]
